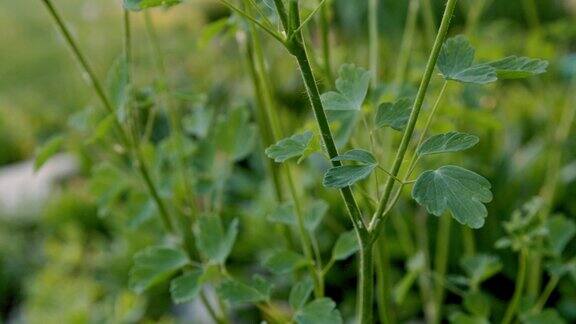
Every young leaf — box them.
[195,217,238,264]
[264,250,308,274]
[323,149,377,188]
[332,231,360,261]
[34,135,65,171]
[321,64,370,111]
[217,277,271,304]
[123,0,182,11]
[488,56,548,79]
[129,246,189,293]
[412,165,493,229]
[265,131,314,163]
[438,35,497,84]
[289,276,314,310]
[375,98,413,131]
[417,132,479,156]
[170,269,204,304]
[294,298,343,324]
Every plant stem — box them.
[319,1,334,84]
[502,249,528,324]
[521,0,540,31]
[358,242,375,323]
[369,0,459,238]
[421,0,437,48]
[532,275,559,313]
[393,0,420,92]
[433,214,451,324]
[414,210,436,323]
[368,0,380,87]
[375,236,394,324]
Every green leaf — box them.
[460,254,502,287]
[463,291,491,317]
[412,165,493,229]
[321,64,370,111]
[34,135,65,171]
[449,312,490,324]
[265,131,314,163]
[123,0,182,11]
[106,56,129,112]
[488,56,548,79]
[438,36,497,84]
[217,277,271,304]
[522,309,566,324]
[129,246,189,293]
[375,98,412,131]
[215,108,256,161]
[295,298,343,324]
[304,200,329,232]
[264,250,308,274]
[289,276,314,310]
[170,269,203,304]
[546,215,576,256]
[417,132,479,156]
[323,149,377,188]
[332,231,359,261]
[195,217,238,264]
[267,202,296,226]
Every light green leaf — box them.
[323,149,377,188]
[522,309,566,324]
[123,0,182,11]
[106,56,129,112]
[195,217,238,264]
[321,64,370,111]
[34,135,65,171]
[488,56,548,79]
[217,277,271,304]
[438,36,497,84]
[418,132,479,156]
[215,108,256,161]
[267,202,296,225]
[264,250,308,274]
[295,298,343,324]
[265,131,314,163]
[170,269,203,304]
[460,254,502,287]
[289,276,314,310]
[129,246,189,293]
[332,231,359,261]
[546,215,576,256]
[304,200,329,232]
[375,98,412,131]
[412,165,493,229]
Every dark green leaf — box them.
[331,149,377,164]
[264,250,308,274]
[295,298,343,324]
[417,132,479,156]
[321,64,370,111]
[323,149,377,188]
[375,98,412,131]
[412,165,493,229]
[265,131,314,163]
[34,135,65,171]
[123,0,182,11]
[289,276,314,310]
[129,246,189,293]
[332,231,359,261]
[217,278,270,304]
[195,217,238,264]
[438,36,497,84]
[488,56,548,79]
[170,269,203,304]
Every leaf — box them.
[267,202,296,225]
[129,246,189,293]
[412,165,493,229]
[463,292,491,317]
[304,200,329,232]
[417,132,479,156]
[460,254,502,287]
[195,217,238,264]
[217,277,271,304]
[488,56,548,79]
[264,250,308,274]
[546,215,576,256]
[265,131,314,163]
[295,298,343,324]
[321,64,370,111]
[449,312,490,324]
[332,231,359,261]
[123,0,182,11]
[215,108,256,161]
[375,98,412,131]
[438,35,497,84]
[34,135,65,171]
[170,269,203,304]
[323,149,378,188]
[289,276,314,310]
[522,309,566,324]
[106,56,129,111]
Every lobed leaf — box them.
[438,36,497,84]
[195,217,238,264]
[321,64,370,111]
[264,250,308,274]
[323,149,377,188]
[217,277,271,304]
[412,165,493,229]
[375,98,412,131]
[289,276,314,311]
[129,246,189,293]
[488,56,548,79]
[170,269,203,304]
[294,298,343,324]
[332,231,359,261]
[265,131,314,163]
[418,132,479,156]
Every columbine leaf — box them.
[264,250,308,274]
[295,298,343,324]
[488,56,548,79]
[438,35,497,84]
[195,217,238,264]
[170,269,203,304]
[34,135,65,171]
[217,277,271,304]
[460,254,502,287]
[332,231,359,261]
[323,149,377,189]
[375,98,412,131]
[129,246,189,293]
[123,0,182,11]
[418,132,479,156]
[265,131,314,163]
[412,165,493,229]
[289,276,314,311]
[321,64,370,111]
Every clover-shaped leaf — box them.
[265,131,315,163]
[418,132,479,156]
[321,64,370,111]
[323,149,377,188]
[294,298,343,324]
[129,246,189,293]
[412,165,493,229]
[375,98,413,131]
[488,56,548,79]
[123,0,182,11]
[438,36,497,84]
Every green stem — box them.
[532,275,559,313]
[502,250,528,324]
[462,227,476,256]
[319,1,334,84]
[393,0,420,92]
[358,242,375,323]
[375,236,394,324]
[369,0,459,238]
[421,0,437,48]
[368,0,380,87]
[414,210,436,323]
[433,214,452,324]
[521,0,540,31]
